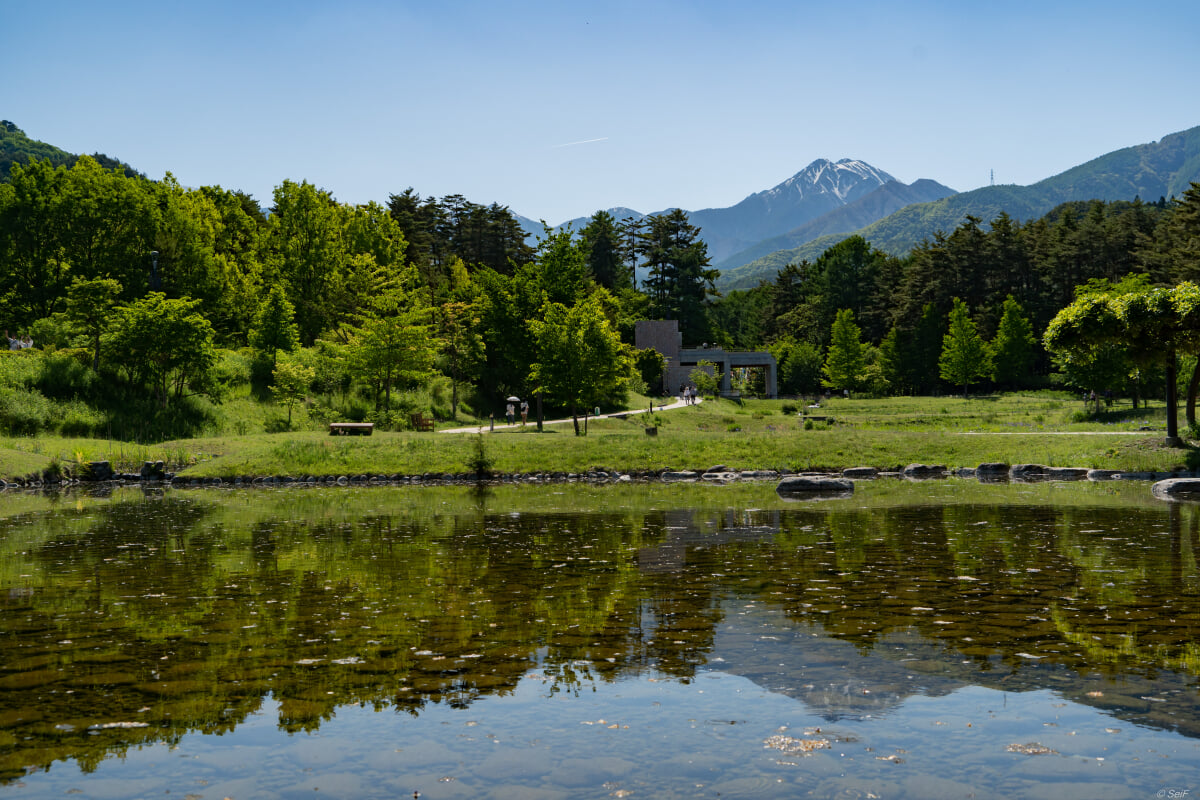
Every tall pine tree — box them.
[639,209,718,345]
[939,298,991,397]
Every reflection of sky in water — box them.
[12,671,1199,799]
[2,483,1199,797]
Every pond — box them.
[0,480,1198,799]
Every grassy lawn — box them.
[1,392,1194,481]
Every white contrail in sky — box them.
[552,137,609,148]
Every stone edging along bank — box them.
[6,461,1200,493]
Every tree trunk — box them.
[1187,358,1200,431]
[1166,349,1182,446]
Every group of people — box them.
[4,331,33,350]
[505,400,529,425]
[680,385,698,405]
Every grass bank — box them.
[1,393,1195,481]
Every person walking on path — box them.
[520,400,528,425]
[506,402,515,425]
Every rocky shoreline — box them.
[6,459,1200,492]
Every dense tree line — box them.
[2,147,1196,442]
[713,192,1197,399]
[0,156,718,438]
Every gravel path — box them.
[440,396,702,434]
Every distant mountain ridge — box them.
[715,177,956,273]
[519,158,915,262]
[686,158,896,263]
[719,124,1200,289]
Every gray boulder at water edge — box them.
[1010,464,1050,480]
[1151,478,1200,501]
[902,464,946,479]
[842,467,878,479]
[776,475,854,498]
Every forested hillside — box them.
[0,120,141,181]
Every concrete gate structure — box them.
[634,320,777,399]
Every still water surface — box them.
[1,481,1198,799]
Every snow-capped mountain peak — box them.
[764,159,896,204]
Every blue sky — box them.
[4,1,1198,224]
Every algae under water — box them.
[0,481,1197,798]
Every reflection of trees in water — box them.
[1,493,1199,781]
[725,503,1200,733]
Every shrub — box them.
[0,350,42,389]
[634,348,666,395]
[467,434,494,480]
[0,387,53,435]
[43,456,64,482]
[626,372,649,396]
[36,352,96,399]
[58,399,105,437]
[215,349,254,390]
[28,315,73,350]
[781,402,798,415]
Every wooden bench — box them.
[410,413,435,432]
[329,422,374,436]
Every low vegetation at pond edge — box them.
[2,393,1197,481]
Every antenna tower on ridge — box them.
[990,169,994,186]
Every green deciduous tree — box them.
[272,356,314,427]
[65,276,122,370]
[345,275,437,415]
[770,338,823,396]
[690,360,722,399]
[939,298,992,397]
[264,179,346,344]
[0,156,158,327]
[437,299,485,418]
[1042,286,1131,402]
[529,294,632,435]
[633,348,666,395]
[1044,281,1200,443]
[103,293,218,407]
